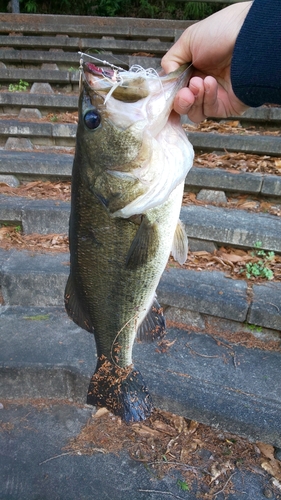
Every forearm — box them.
[231,0,281,107]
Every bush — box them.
[10,0,223,19]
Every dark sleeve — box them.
[231,0,281,107]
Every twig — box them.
[148,460,202,474]
[138,490,184,500]
[213,472,236,498]
[233,352,238,368]
[186,343,219,359]
[39,452,73,465]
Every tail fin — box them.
[87,357,153,422]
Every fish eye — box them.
[84,109,101,130]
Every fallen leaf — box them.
[238,201,259,209]
[152,420,176,436]
[272,478,281,491]
[219,252,252,263]
[257,442,275,460]
[132,424,162,439]
[93,407,109,419]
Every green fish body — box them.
[65,62,194,422]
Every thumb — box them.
[161,31,192,74]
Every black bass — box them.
[65,61,194,422]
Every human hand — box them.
[161,2,252,122]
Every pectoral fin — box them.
[126,216,160,269]
[171,219,188,265]
[64,274,94,333]
[137,296,166,343]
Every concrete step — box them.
[181,204,281,253]
[0,150,280,196]
[1,303,281,449]
[0,119,77,147]
[0,92,78,112]
[0,67,79,86]
[1,194,281,253]
[0,34,172,54]
[0,150,73,178]
[0,12,189,38]
[189,131,281,157]
[1,248,281,332]
[188,165,281,197]
[2,91,281,125]
[0,196,69,234]
[1,118,281,155]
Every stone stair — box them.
[0,13,281,449]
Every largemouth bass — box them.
[65,61,194,422]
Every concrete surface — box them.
[1,306,281,447]
[1,400,280,500]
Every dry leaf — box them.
[272,478,281,491]
[262,461,275,475]
[132,424,162,439]
[188,420,199,434]
[257,442,275,460]
[219,252,252,263]
[152,420,176,436]
[239,201,259,209]
[226,120,241,128]
[93,407,109,419]
[192,251,211,257]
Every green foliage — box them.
[95,0,121,16]
[20,0,37,13]
[183,2,212,20]
[9,79,29,92]
[245,323,263,333]
[19,0,96,15]
[177,479,189,492]
[245,262,274,280]
[137,0,159,18]
[13,0,223,19]
[242,241,275,280]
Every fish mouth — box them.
[81,61,192,104]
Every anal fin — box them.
[64,274,94,333]
[137,296,166,343]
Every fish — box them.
[64,60,194,423]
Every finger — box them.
[184,77,206,123]
[202,76,221,117]
[173,87,195,115]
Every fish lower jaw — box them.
[87,357,153,422]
